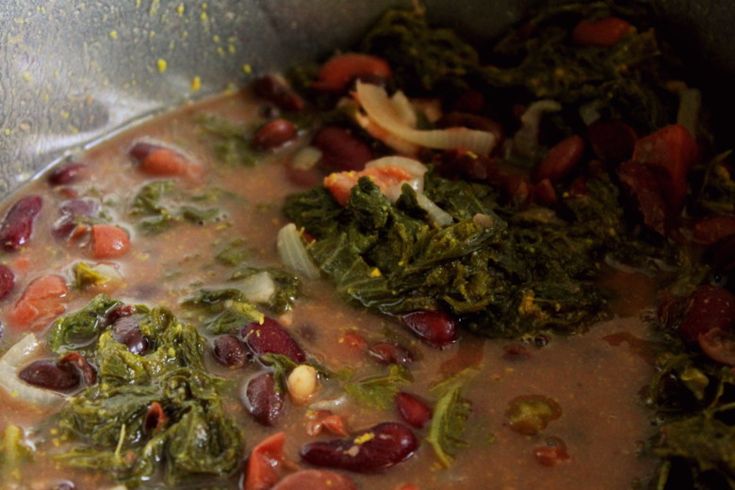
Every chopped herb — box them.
[427,375,474,468]
[182,288,264,334]
[216,238,250,266]
[197,114,258,166]
[72,262,119,290]
[0,424,31,481]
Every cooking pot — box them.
[1,0,732,198]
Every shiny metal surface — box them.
[0,0,731,197]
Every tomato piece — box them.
[632,124,698,211]
[324,166,414,206]
[533,437,571,466]
[618,161,668,235]
[533,135,585,183]
[7,274,68,331]
[692,215,735,245]
[699,328,735,366]
[312,53,392,92]
[243,432,286,490]
[272,470,356,490]
[340,331,368,351]
[572,17,633,47]
[91,224,131,259]
[306,410,349,437]
[129,142,203,180]
[679,285,735,343]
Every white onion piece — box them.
[391,91,417,127]
[677,87,701,136]
[416,193,454,227]
[277,223,320,280]
[291,146,323,170]
[240,271,276,304]
[309,394,349,411]
[0,334,65,407]
[513,99,561,157]
[355,82,496,155]
[355,111,419,156]
[365,156,428,201]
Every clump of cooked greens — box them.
[53,300,242,487]
[130,180,224,234]
[285,174,627,338]
[341,364,412,410]
[197,114,258,166]
[48,294,122,353]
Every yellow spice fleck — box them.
[156,58,168,73]
[354,432,375,445]
[109,30,118,40]
[176,4,185,16]
[241,64,252,75]
[369,268,382,278]
[191,75,202,92]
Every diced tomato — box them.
[533,437,571,466]
[632,124,698,211]
[312,53,392,92]
[340,331,368,351]
[91,224,131,259]
[534,135,585,183]
[572,17,633,47]
[306,410,349,437]
[129,142,203,180]
[243,432,286,490]
[692,215,735,245]
[7,274,68,331]
[698,328,735,366]
[324,166,414,206]
[618,161,668,235]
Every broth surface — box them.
[0,91,655,490]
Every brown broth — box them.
[0,90,656,489]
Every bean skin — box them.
[367,342,414,366]
[300,422,418,472]
[252,119,297,150]
[401,310,458,348]
[395,392,432,429]
[253,75,305,112]
[0,195,43,251]
[48,162,87,186]
[18,359,80,391]
[0,265,15,300]
[242,317,306,363]
[243,372,284,426]
[212,334,248,368]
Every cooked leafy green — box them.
[426,369,476,467]
[0,424,31,482]
[285,174,625,337]
[130,180,224,234]
[229,266,301,313]
[197,114,257,166]
[342,364,412,410]
[181,288,264,334]
[54,300,242,487]
[216,238,250,266]
[47,294,122,353]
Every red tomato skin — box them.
[572,17,633,47]
[312,53,392,92]
[243,432,286,490]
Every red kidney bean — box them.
[242,317,306,363]
[243,372,284,426]
[439,113,504,147]
[438,149,496,182]
[18,359,80,391]
[144,401,168,432]
[572,17,632,47]
[112,315,150,355]
[273,470,357,490]
[252,119,297,150]
[104,304,135,326]
[679,285,735,343]
[395,392,432,429]
[253,75,305,112]
[48,162,88,186]
[212,334,248,368]
[533,135,585,183]
[52,481,76,490]
[367,342,413,366]
[532,178,557,206]
[300,422,418,472]
[587,119,637,164]
[618,161,668,235]
[401,310,458,348]
[52,198,99,239]
[312,126,373,172]
[58,352,97,385]
[0,265,15,300]
[0,195,43,251]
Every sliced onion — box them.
[355,111,420,156]
[513,99,561,157]
[365,156,427,201]
[416,193,453,227]
[390,91,417,127]
[240,271,276,304]
[309,394,349,411]
[277,223,321,280]
[677,87,701,136]
[355,82,496,155]
[291,146,323,170]
[0,334,65,407]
